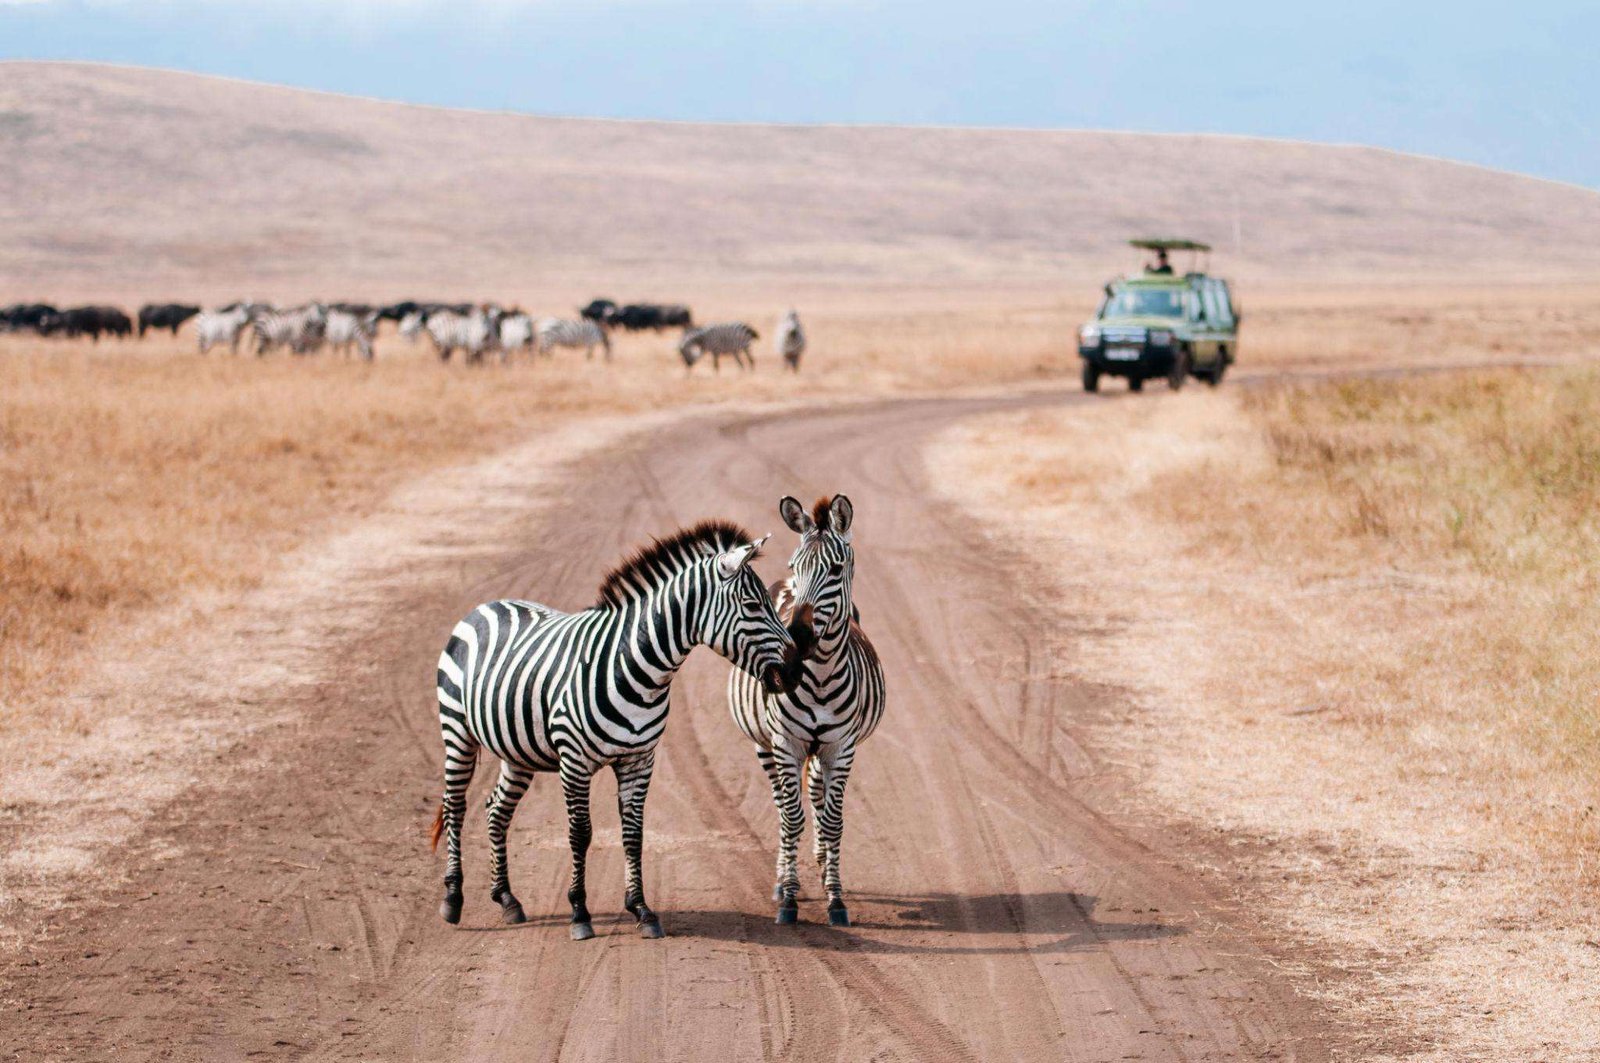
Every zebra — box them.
[679,322,759,372]
[195,302,256,355]
[251,303,328,357]
[535,317,611,361]
[728,495,884,928]
[397,310,426,343]
[324,307,379,360]
[775,310,805,372]
[426,305,503,363]
[498,311,535,357]
[431,520,799,939]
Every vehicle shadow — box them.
[461,890,1184,956]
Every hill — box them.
[3,61,1600,301]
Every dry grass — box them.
[0,294,1072,725]
[932,364,1600,1060]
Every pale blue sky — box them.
[4,0,1597,189]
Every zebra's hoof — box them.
[439,895,463,925]
[827,905,850,928]
[638,919,665,940]
[500,901,526,926]
[775,905,799,925]
[569,921,595,941]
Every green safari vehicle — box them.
[1077,239,1241,393]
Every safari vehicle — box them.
[1077,239,1240,393]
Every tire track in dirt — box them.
[4,389,1341,1061]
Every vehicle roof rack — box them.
[1130,238,1213,252]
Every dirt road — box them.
[7,392,1335,1061]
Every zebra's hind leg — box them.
[560,761,597,940]
[435,734,480,925]
[485,761,535,925]
[769,746,807,924]
[614,751,663,938]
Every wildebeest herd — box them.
[1,297,808,371]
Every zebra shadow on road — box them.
[462,891,1184,956]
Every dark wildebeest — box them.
[579,299,619,325]
[47,305,132,341]
[657,304,693,328]
[0,303,59,334]
[137,303,200,337]
[612,303,694,331]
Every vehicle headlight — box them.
[1079,324,1101,344]
[1148,330,1174,346]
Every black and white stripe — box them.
[728,494,884,927]
[535,317,611,361]
[325,307,379,360]
[195,302,257,355]
[250,303,328,356]
[426,306,503,363]
[498,311,535,356]
[678,322,759,371]
[432,521,798,939]
[775,310,805,372]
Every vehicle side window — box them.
[1215,282,1236,328]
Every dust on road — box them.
[4,392,1334,1061]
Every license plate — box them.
[1105,346,1142,361]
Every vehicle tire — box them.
[1128,375,1144,392]
[1205,359,1228,387]
[1082,364,1100,393]
[1168,347,1190,391]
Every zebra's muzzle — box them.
[761,663,793,696]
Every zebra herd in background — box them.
[5,297,809,371]
[433,494,880,937]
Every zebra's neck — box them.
[610,565,712,696]
[803,602,854,679]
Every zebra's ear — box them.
[829,495,854,541]
[779,496,812,534]
[716,534,769,579]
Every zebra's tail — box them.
[429,800,445,852]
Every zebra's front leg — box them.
[806,756,827,871]
[560,762,597,940]
[814,748,856,926]
[614,752,664,939]
[770,745,807,924]
[485,760,534,925]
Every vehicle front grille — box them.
[1100,326,1147,345]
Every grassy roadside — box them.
[5,283,1598,737]
[0,300,1072,726]
[930,365,1600,1060]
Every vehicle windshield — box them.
[1101,287,1185,318]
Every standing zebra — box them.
[679,322,759,372]
[325,307,379,360]
[535,317,611,361]
[432,521,798,939]
[426,306,502,363]
[775,310,805,372]
[251,303,328,356]
[195,302,256,355]
[728,495,884,927]
[498,311,535,357]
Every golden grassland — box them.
[0,295,1071,722]
[933,361,1600,1060]
[4,281,1598,737]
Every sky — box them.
[3,0,1597,190]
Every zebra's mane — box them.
[811,496,835,531]
[596,519,757,608]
